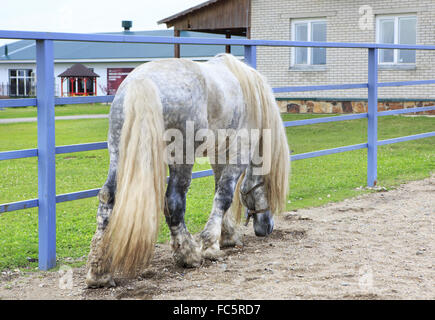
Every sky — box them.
[0,0,206,46]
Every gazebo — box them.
[58,63,99,97]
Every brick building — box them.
[160,0,435,114]
[252,0,435,113]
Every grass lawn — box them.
[0,111,433,271]
[0,103,110,119]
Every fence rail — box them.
[0,30,434,271]
[0,83,36,97]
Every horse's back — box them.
[110,56,244,134]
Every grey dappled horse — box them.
[85,54,290,288]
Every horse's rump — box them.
[100,77,166,277]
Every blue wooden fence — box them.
[0,30,434,270]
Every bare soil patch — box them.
[1,176,433,300]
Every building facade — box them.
[0,60,145,97]
[2,2,434,114]
[0,28,244,98]
[250,0,435,113]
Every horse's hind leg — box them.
[86,102,123,288]
[212,164,243,248]
[85,166,117,288]
[200,164,246,259]
[165,164,202,267]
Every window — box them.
[9,69,35,96]
[377,15,417,64]
[291,19,327,66]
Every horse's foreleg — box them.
[220,209,243,248]
[85,169,117,288]
[211,164,243,248]
[200,165,246,260]
[165,164,202,267]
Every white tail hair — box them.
[101,77,166,276]
[220,54,290,221]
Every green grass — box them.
[0,112,434,271]
[0,103,110,119]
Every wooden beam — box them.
[174,29,180,58]
[226,33,231,53]
[247,0,251,39]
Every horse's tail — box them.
[101,77,166,277]
[221,54,290,221]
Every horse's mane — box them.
[219,54,290,220]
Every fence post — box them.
[244,45,257,69]
[36,39,56,270]
[367,48,378,187]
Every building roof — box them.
[0,29,244,62]
[58,63,100,77]
[158,0,249,37]
[158,0,222,25]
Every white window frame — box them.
[8,69,35,97]
[291,18,327,67]
[376,14,417,65]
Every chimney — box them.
[122,20,132,31]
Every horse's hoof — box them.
[220,231,243,248]
[85,269,116,288]
[173,246,202,268]
[201,242,225,261]
[171,234,202,268]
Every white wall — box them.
[0,61,145,97]
[54,62,143,96]
[0,62,36,96]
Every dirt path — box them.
[1,175,434,300]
